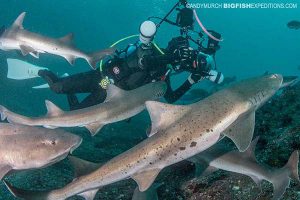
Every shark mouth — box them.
[47,139,82,166]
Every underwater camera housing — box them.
[166,36,190,53]
[176,7,194,30]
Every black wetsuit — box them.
[40,41,195,110]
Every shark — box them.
[189,137,299,200]
[0,81,167,136]
[3,74,283,200]
[132,183,162,200]
[0,123,82,180]
[0,12,115,69]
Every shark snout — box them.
[266,73,283,88]
[69,137,83,154]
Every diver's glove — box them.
[173,46,196,69]
[188,70,224,85]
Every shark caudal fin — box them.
[86,47,116,69]
[4,180,49,200]
[271,151,299,200]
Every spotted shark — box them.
[189,137,299,200]
[0,81,167,136]
[3,74,283,200]
[0,123,82,180]
[0,12,114,68]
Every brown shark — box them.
[189,137,299,200]
[0,81,167,136]
[3,74,283,200]
[0,12,114,68]
[0,123,82,180]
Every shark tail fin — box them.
[271,151,299,200]
[6,59,48,80]
[0,105,32,125]
[86,47,116,69]
[4,180,49,200]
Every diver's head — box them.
[139,21,157,45]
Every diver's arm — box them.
[141,53,175,70]
[164,70,224,103]
[38,69,102,94]
[141,46,192,71]
[164,75,194,103]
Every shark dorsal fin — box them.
[223,110,255,152]
[13,12,26,29]
[132,168,161,192]
[45,100,64,117]
[68,156,100,177]
[243,137,259,161]
[145,101,190,137]
[105,84,126,102]
[85,122,105,136]
[59,33,74,45]
[78,189,99,200]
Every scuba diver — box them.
[38,1,224,110]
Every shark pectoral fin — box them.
[243,137,259,161]
[59,33,74,45]
[29,51,40,58]
[45,100,64,117]
[132,168,161,192]
[104,84,126,102]
[68,156,100,177]
[0,165,11,179]
[145,101,190,137]
[249,175,263,190]
[85,122,105,136]
[4,180,49,199]
[223,111,255,152]
[63,55,76,65]
[13,12,26,29]
[20,45,35,56]
[78,189,99,200]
